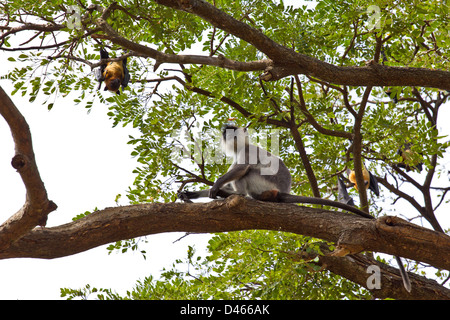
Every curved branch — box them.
[299,244,450,300]
[143,75,289,128]
[352,86,372,212]
[0,87,57,251]
[95,16,270,72]
[153,0,450,90]
[1,196,449,300]
[1,196,448,268]
[292,76,353,139]
[3,2,450,89]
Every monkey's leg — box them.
[178,185,237,202]
[178,190,209,202]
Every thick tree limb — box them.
[0,87,57,251]
[295,244,450,300]
[0,195,446,267]
[152,0,450,90]
[2,2,450,89]
[1,196,448,299]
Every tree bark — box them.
[296,244,450,300]
[152,0,450,90]
[0,87,57,251]
[0,196,448,299]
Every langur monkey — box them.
[178,124,411,292]
[178,124,373,219]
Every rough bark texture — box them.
[0,196,449,300]
[1,2,450,300]
[0,87,57,251]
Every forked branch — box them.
[0,87,57,251]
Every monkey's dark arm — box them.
[209,164,250,198]
[277,193,374,220]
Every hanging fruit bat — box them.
[397,143,423,173]
[95,48,130,95]
[337,175,356,206]
[348,167,380,196]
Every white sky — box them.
[0,64,212,300]
[1,66,448,300]
[0,1,449,299]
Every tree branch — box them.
[292,76,353,139]
[352,86,372,212]
[153,0,450,90]
[3,2,450,89]
[94,16,270,72]
[0,87,57,251]
[0,196,447,267]
[1,196,448,299]
[296,243,450,300]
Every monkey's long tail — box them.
[395,256,412,292]
[277,193,412,292]
[276,193,374,219]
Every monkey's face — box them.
[221,125,248,156]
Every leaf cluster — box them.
[2,0,449,300]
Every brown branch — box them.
[292,76,353,139]
[0,22,64,42]
[94,16,270,72]
[3,197,446,267]
[352,86,372,212]
[0,196,448,299]
[0,87,57,251]
[153,0,450,90]
[288,124,321,198]
[2,2,450,90]
[144,75,289,128]
[296,243,450,300]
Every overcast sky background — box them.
[0,72,214,299]
[0,1,449,300]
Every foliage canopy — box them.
[1,0,449,300]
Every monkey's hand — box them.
[209,186,219,199]
[177,191,194,203]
